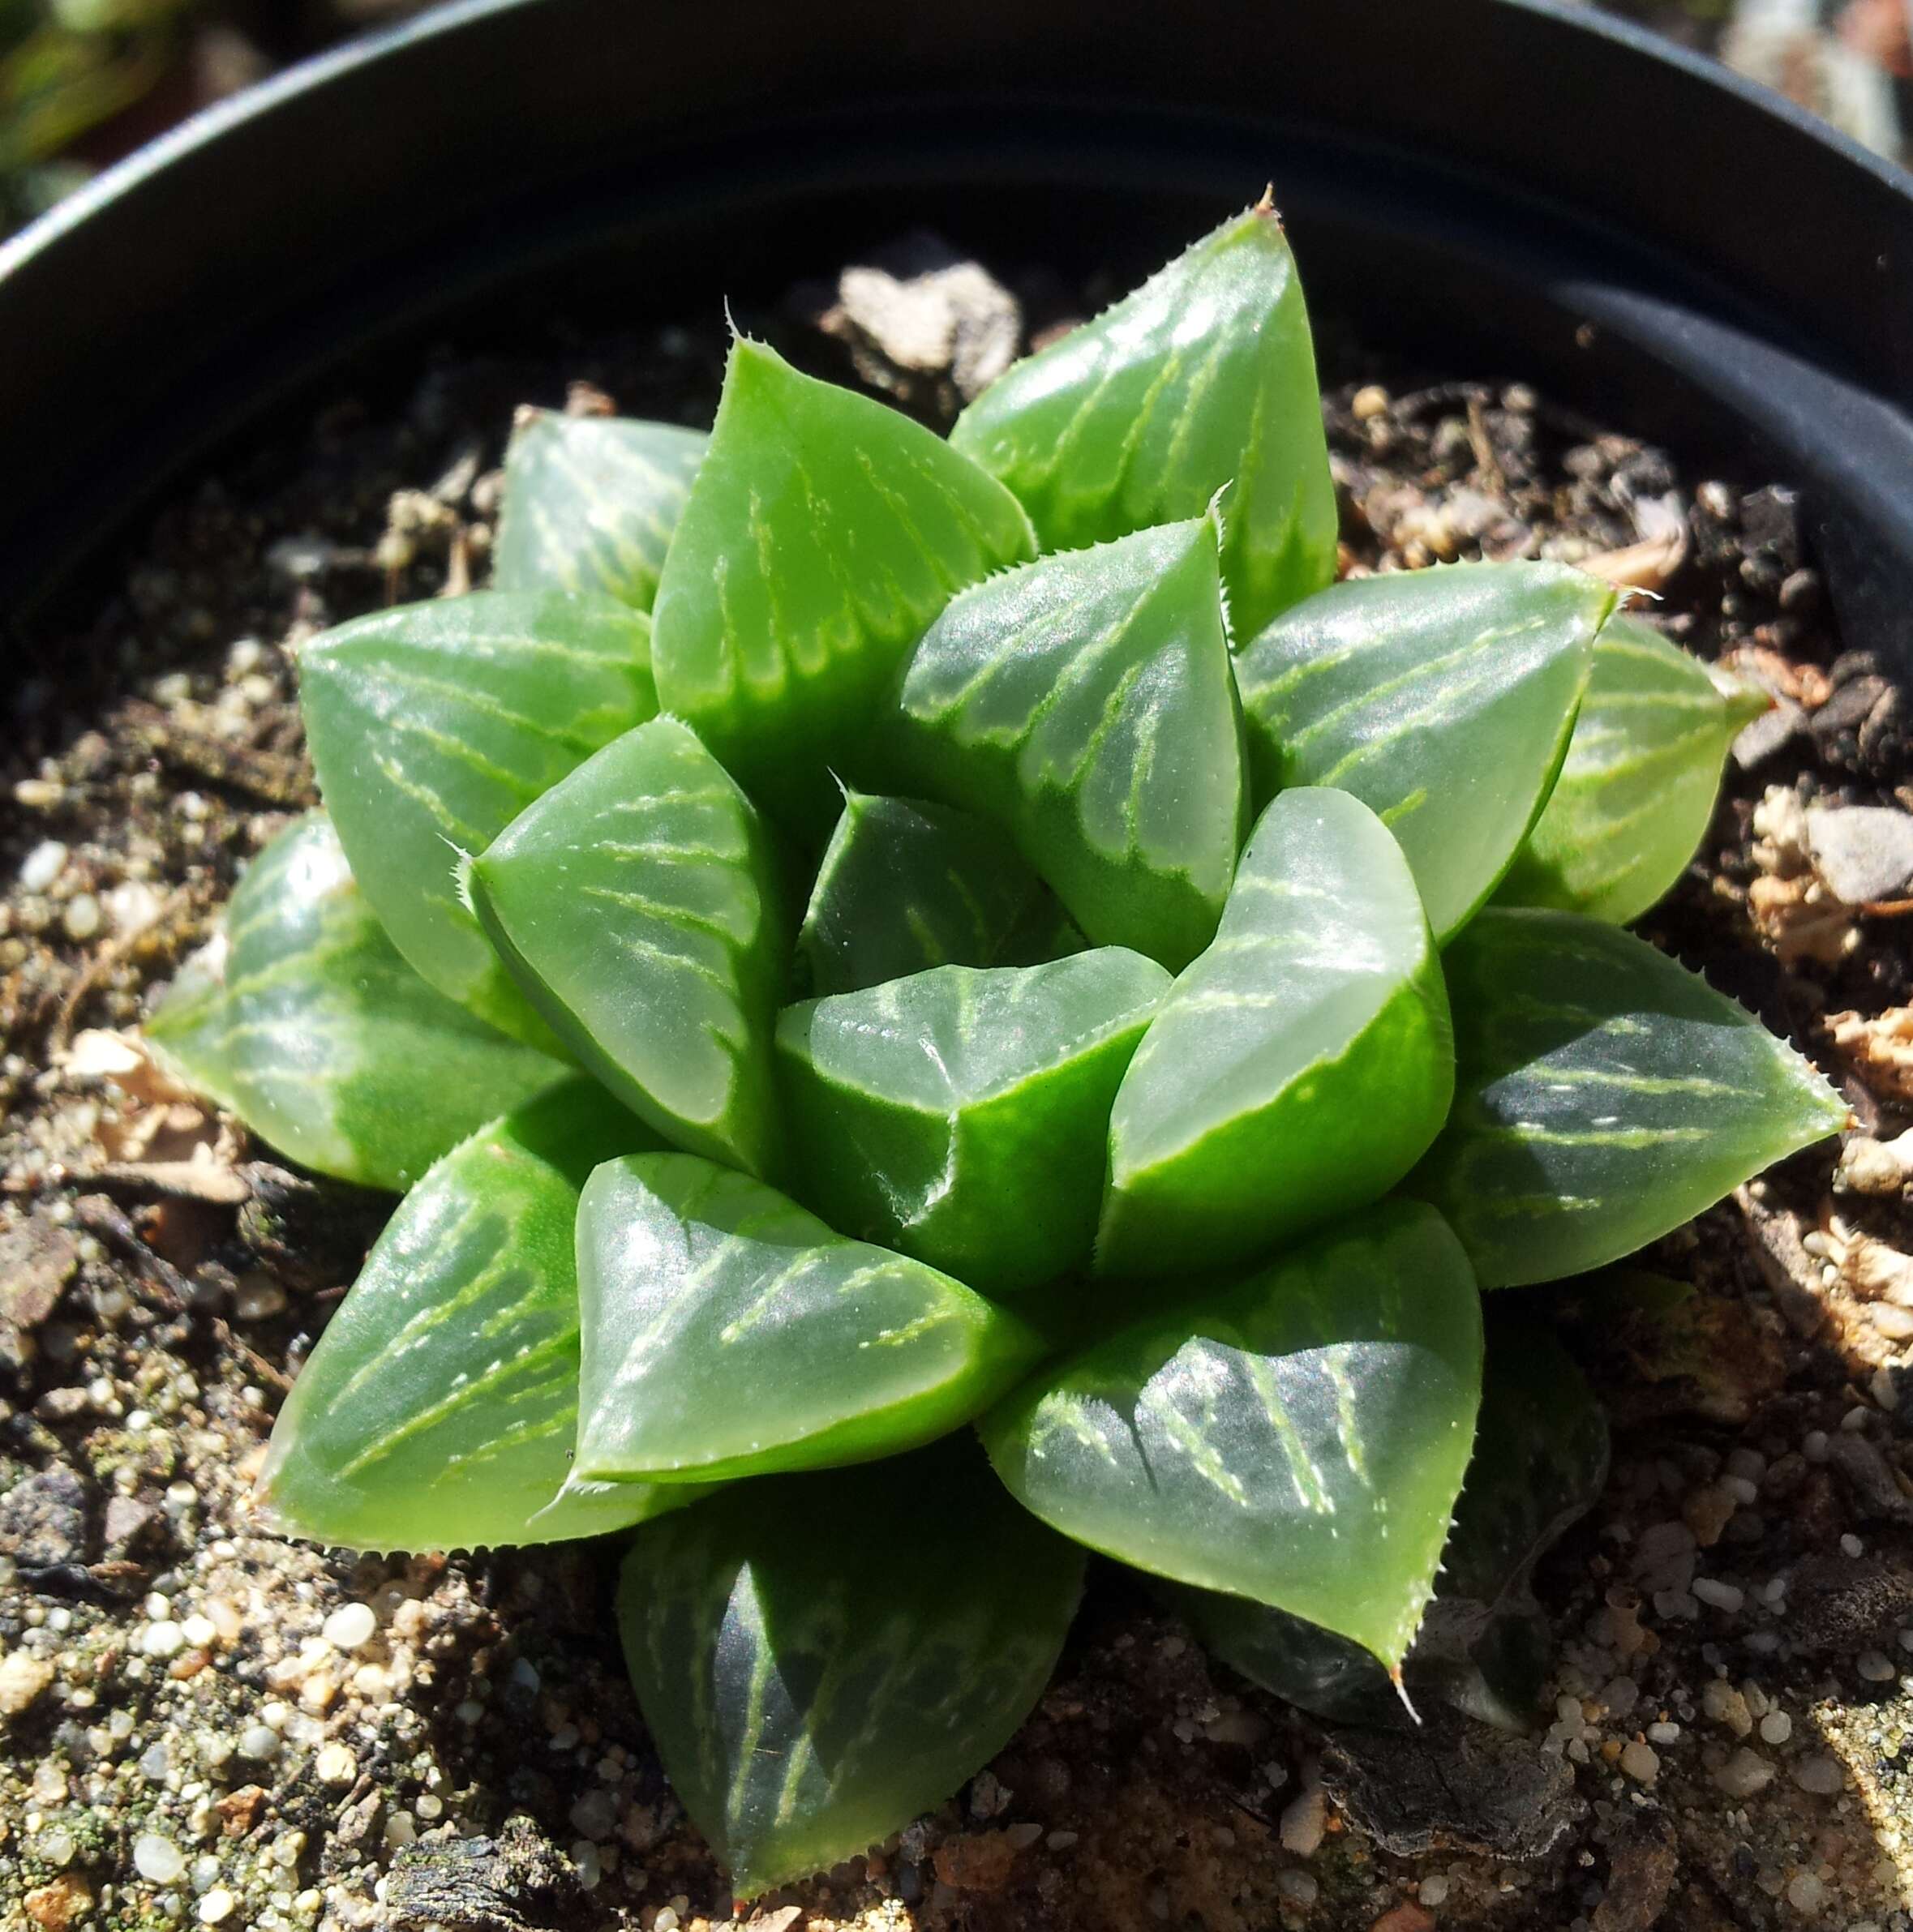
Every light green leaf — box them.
[469,718,787,1179]
[617,1440,1084,1896]
[1495,614,1769,925]
[300,588,658,1044]
[778,952,1171,1296]
[1407,909,1848,1287]
[1097,787,1452,1280]
[1174,1301,1608,1725]
[1234,560,1614,941]
[982,1200,1482,1669]
[952,201,1336,637]
[894,512,1245,970]
[255,1082,695,1553]
[650,338,1035,833]
[574,1153,1040,1484]
[493,409,707,610]
[148,814,562,1192]
[798,790,1079,996]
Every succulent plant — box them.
[148,203,1845,1896]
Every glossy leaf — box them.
[617,1441,1084,1896]
[952,201,1337,637]
[1097,787,1452,1280]
[650,337,1035,831]
[1234,560,1613,941]
[778,951,1171,1296]
[982,1200,1482,1669]
[255,1082,692,1552]
[573,1152,1040,1484]
[493,409,707,610]
[798,790,1079,996]
[469,718,787,1178]
[148,814,561,1192]
[1495,614,1769,925]
[894,512,1245,970]
[301,588,657,1043]
[1408,909,1848,1287]
[1174,1302,1608,1724]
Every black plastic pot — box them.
[2,0,1911,659]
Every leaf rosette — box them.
[152,203,1846,1894]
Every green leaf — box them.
[1173,1301,1608,1724]
[797,790,1079,996]
[981,1200,1482,1669]
[1494,614,1769,925]
[1096,787,1452,1280]
[894,512,1245,970]
[301,588,658,1044]
[951,202,1337,637]
[1407,909,1848,1287]
[1233,560,1613,942]
[255,1081,694,1552]
[617,1440,1084,1895]
[778,951,1171,1296]
[650,338,1035,833]
[148,814,561,1192]
[492,409,707,610]
[469,718,787,1178]
[574,1153,1041,1484]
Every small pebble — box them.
[1351,384,1390,420]
[1275,1870,1319,1906]
[1857,1651,1896,1682]
[1693,1579,1744,1615]
[1619,1740,1659,1784]
[1787,1873,1825,1914]
[1760,1711,1792,1746]
[1793,1754,1845,1795]
[199,1889,236,1925]
[1646,1721,1680,1746]
[1046,1831,1079,1851]
[1713,1747,1774,1797]
[1418,1875,1451,1908]
[134,1835,186,1884]
[315,1742,357,1785]
[1278,1785,1326,1857]
[320,1603,377,1652]
[237,1723,281,1760]
[19,840,67,891]
[62,894,101,940]
[1842,1533,1865,1558]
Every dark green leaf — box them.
[301,589,657,1043]
[1408,909,1848,1287]
[617,1440,1084,1895]
[148,814,561,1192]
[1173,1301,1608,1724]
[651,338,1035,832]
[894,511,1244,970]
[952,202,1337,637]
[778,952,1171,1296]
[469,718,787,1178]
[982,1200,1482,1669]
[1495,614,1769,925]
[797,790,1079,996]
[493,409,706,609]
[574,1153,1040,1484]
[1097,787,1452,1280]
[256,1082,692,1552]
[1234,561,1613,941]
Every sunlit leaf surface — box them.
[895,512,1244,969]
[574,1153,1040,1484]
[493,409,707,610]
[1098,788,1452,1279]
[1495,614,1769,925]
[1175,1301,1608,1724]
[797,790,1078,996]
[778,952,1170,1296]
[256,1082,687,1552]
[148,815,561,1191]
[651,338,1034,832]
[983,1200,1482,1669]
[618,1441,1083,1895]
[1409,909,1847,1287]
[301,589,657,1043]
[470,718,787,1178]
[952,203,1337,637]
[1234,561,1612,941]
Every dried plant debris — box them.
[0,242,1910,1931]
